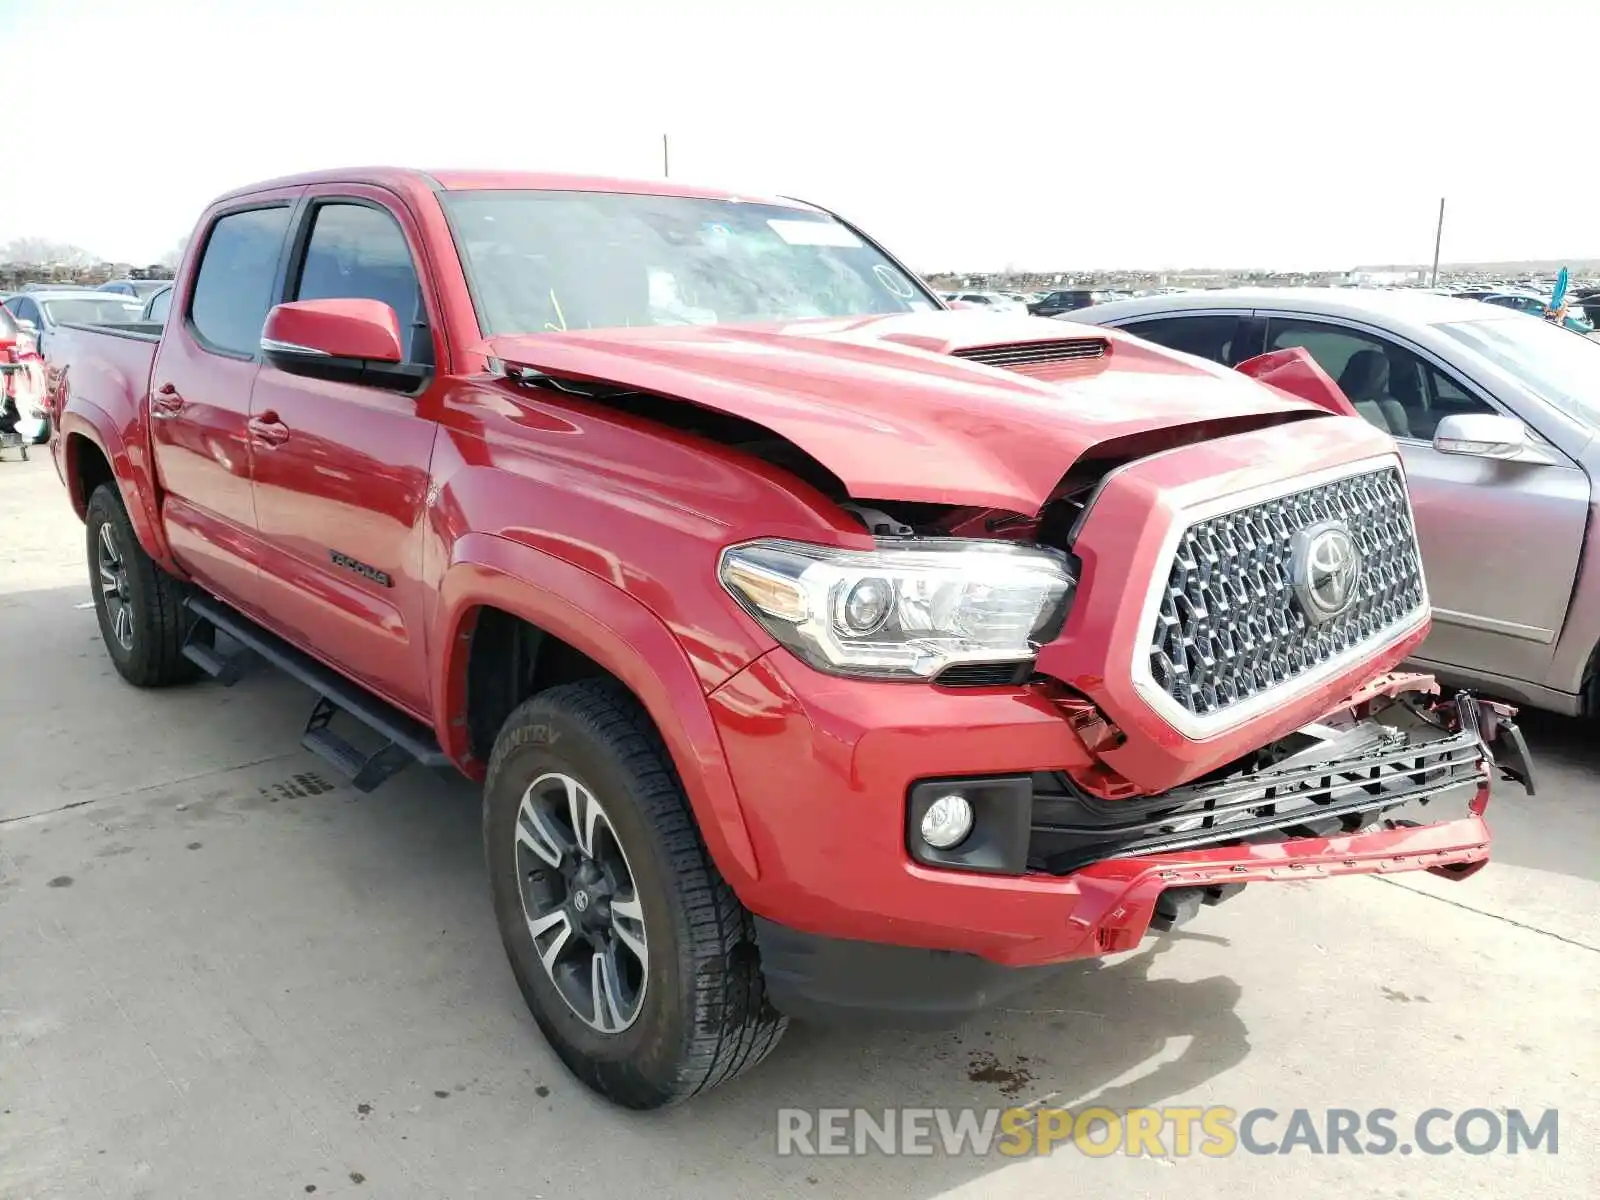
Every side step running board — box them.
[183,594,451,792]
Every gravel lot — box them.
[2,454,1596,1198]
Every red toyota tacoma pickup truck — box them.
[46,168,1533,1109]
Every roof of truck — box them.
[214,167,821,211]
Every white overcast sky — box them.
[2,0,1596,270]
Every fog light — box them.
[920,793,974,849]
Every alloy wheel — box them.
[97,521,134,652]
[514,772,649,1034]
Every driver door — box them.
[247,190,441,717]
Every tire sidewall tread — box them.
[85,484,196,688]
[483,678,785,1109]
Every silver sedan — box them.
[1065,288,1600,716]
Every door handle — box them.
[247,413,290,447]
[150,384,184,417]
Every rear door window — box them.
[188,206,293,357]
[1119,314,1241,365]
[1265,316,1492,439]
[10,297,42,329]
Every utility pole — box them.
[663,134,670,179]
[1430,197,1445,287]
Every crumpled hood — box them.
[484,311,1323,513]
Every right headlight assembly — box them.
[718,537,1076,681]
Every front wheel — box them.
[85,484,199,688]
[484,679,787,1108]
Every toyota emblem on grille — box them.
[1290,520,1364,623]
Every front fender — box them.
[57,402,177,571]
[435,531,761,890]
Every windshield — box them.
[441,190,935,335]
[42,297,144,326]
[1438,315,1600,428]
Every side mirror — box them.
[1433,413,1528,460]
[261,299,426,392]
[946,299,977,310]
[262,299,403,365]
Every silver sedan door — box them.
[1262,313,1589,688]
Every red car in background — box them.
[0,303,47,451]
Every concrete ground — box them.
[2,454,1595,1200]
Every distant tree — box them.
[1,237,98,267]
[158,235,189,269]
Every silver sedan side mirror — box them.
[1432,413,1529,460]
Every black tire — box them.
[85,483,198,688]
[484,678,786,1108]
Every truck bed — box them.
[45,321,160,442]
[59,320,164,343]
[48,322,160,391]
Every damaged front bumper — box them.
[1028,682,1530,876]
[746,678,1531,1026]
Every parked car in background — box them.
[20,282,99,293]
[1575,287,1600,328]
[1028,288,1113,317]
[98,278,174,299]
[46,166,1524,1107]
[1453,287,1597,336]
[1065,287,1600,715]
[0,304,48,445]
[3,290,144,357]
[945,290,1026,312]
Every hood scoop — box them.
[951,337,1109,379]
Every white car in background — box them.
[3,290,144,358]
[945,291,1028,313]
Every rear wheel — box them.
[484,679,786,1108]
[85,484,198,687]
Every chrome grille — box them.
[1148,466,1425,718]
[952,338,1108,377]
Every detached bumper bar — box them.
[1030,716,1487,874]
[911,689,1518,879]
[755,690,1521,1027]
